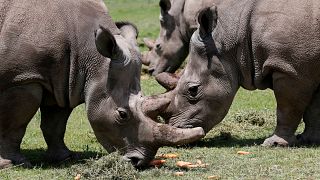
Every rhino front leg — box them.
[263,72,314,146]
[40,106,75,163]
[297,88,320,145]
[0,84,42,169]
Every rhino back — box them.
[0,0,118,107]
[216,0,320,90]
[250,0,320,89]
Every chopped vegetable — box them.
[208,175,220,179]
[176,161,192,168]
[174,172,184,176]
[176,161,208,169]
[237,151,251,155]
[149,159,166,167]
[157,153,179,159]
[74,174,81,180]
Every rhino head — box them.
[142,0,221,76]
[149,7,239,133]
[142,0,190,75]
[88,23,205,168]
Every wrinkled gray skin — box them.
[0,0,205,169]
[142,0,220,75]
[154,0,320,146]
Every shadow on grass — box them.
[176,133,320,149]
[177,134,267,149]
[22,148,105,169]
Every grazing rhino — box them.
[0,0,204,168]
[153,0,320,146]
[142,0,219,75]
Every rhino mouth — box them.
[123,146,157,168]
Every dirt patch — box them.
[233,110,270,126]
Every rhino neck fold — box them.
[214,0,262,91]
[67,0,119,108]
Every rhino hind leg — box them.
[40,106,77,163]
[263,72,315,146]
[0,84,42,169]
[298,88,320,145]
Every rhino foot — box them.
[262,134,297,147]
[296,133,320,145]
[45,149,81,164]
[0,156,32,169]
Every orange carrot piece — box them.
[237,151,251,155]
[149,159,166,166]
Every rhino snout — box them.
[123,150,155,168]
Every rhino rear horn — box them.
[95,25,121,59]
[142,96,171,120]
[143,38,155,50]
[155,72,180,90]
[197,6,218,37]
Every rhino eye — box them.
[155,43,162,50]
[188,85,199,97]
[116,108,129,124]
[119,110,128,119]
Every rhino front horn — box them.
[153,124,205,146]
[141,51,151,65]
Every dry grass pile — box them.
[70,152,138,180]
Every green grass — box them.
[1,0,320,179]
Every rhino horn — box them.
[153,124,205,146]
[141,94,171,120]
[141,51,151,65]
[143,38,155,50]
[155,72,180,90]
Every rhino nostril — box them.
[129,157,140,166]
[148,68,155,75]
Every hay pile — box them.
[71,152,138,180]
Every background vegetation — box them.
[1,0,320,179]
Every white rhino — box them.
[142,0,219,75]
[153,0,320,147]
[0,0,204,168]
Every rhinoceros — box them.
[142,0,219,75]
[153,0,320,146]
[0,0,205,168]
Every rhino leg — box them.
[263,73,314,146]
[40,106,77,163]
[297,88,320,145]
[0,84,42,169]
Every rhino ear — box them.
[198,6,218,37]
[116,22,139,43]
[95,25,119,59]
[159,0,171,13]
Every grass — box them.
[1,0,320,179]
